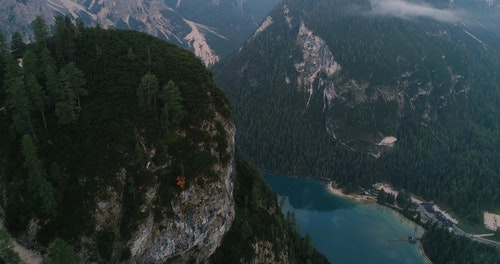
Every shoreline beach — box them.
[325,181,376,203]
[325,181,433,264]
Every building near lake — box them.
[418,203,453,228]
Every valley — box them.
[264,173,428,264]
[214,0,500,226]
[0,0,499,263]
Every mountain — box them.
[213,0,500,223]
[0,22,327,263]
[0,0,279,66]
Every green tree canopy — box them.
[33,16,49,45]
[21,49,37,77]
[54,62,87,124]
[9,32,25,59]
[0,29,7,54]
[6,78,33,136]
[48,238,77,264]
[25,73,48,130]
[21,135,57,216]
[137,72,159,110]
[0,229,21,264]
[3,52,22,84]
[159,80,184,131]
[54,16,76,65]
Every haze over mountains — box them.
[0,0,278,66]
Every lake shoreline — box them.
[325,181,376,203]
[265,173,430,263]
[324,180,433,264]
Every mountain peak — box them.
[0,0,279,66]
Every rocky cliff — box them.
[216,0,500,155]
[0,26,239,263]
[0,0,279,66]
[0,23,329,264]
[85,114,236,263]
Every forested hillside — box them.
[211,157,329,264]
[0,17,327,263]
[213,0,500,223]
[421,225,500,264]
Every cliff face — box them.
[0,0,279,66]
[83,112,236,263]
[0,23,329,264]
[216,0,500,157]
[125,116,236,263]
[210,157,330,264]
[0,27,241,263]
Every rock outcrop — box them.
[88,117,236,263]
[127,118,236,263]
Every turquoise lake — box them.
[263,173,428,264]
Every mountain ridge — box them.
[213,0,500,222]
[0,0,279,66]
[0,19,329,263]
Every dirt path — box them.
[0,223,42,264]
[12,239,42,264]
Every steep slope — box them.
[211,157,329,264]
[0,23,328,263]
[0,0,279,66]
[0,26,236,263]
[213,0,500,223]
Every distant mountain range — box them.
[0,0,279,66]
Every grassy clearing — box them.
[457,221,491,235]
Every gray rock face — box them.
[0,0,279,66]
[250,240,289,264]
[88,114,236,263]
[130,170,235,263]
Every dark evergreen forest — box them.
[0,16,327,263]
[421,225,500,264]
[214,0,500,225]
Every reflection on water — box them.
[264,173,427,264]
[268,174,354,211]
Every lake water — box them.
[263,173,428,264]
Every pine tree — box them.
[59,62,87,109]
[25,73,48,130]
[137,72,159,110]
[33,16,55,80]
[21,135,57,216]
[10,32,26,58]
[3,52,22,84]
[54,63,87,124]
[0,29,7,54]
[21,49,37,76]
[54,91,77,124]
[33,16,49,45]
[6,78,34,137]
[48,238,77,264]
[159,80,184,130]
[37,47,56,82]
[54,16,75,65]
[45,64,58,105]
